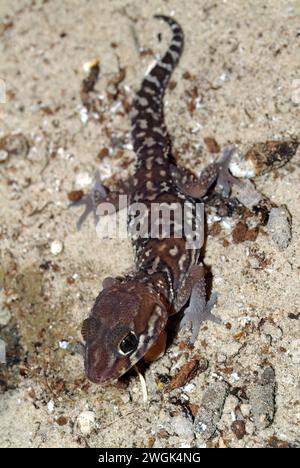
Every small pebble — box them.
[234,180,262,210]
[248,366,276,429]
[245,420,255,436]
[0,291,11,326]
[231,420,246,440]
[267,207,292,250]
[194,381,229,440]
[289,339,300,365]
[183,383,196,393]
[79,106,89,124]
[0,307,11,326]
[0,339,6,364]
[170,414,194,440]
[0,133,30,159]
[240,403,251,418]
[229,149,256,178]
[82,58,99,73]
[261,321,283,341]
[75,172,92,188]
[50,240,63,256]
[47,400,55,413]
[216,353,227,364]
[76,411,96,435]
[56,416,68,426]
[58,340,69,349]
[67,190,84,202]
[0,150,8,162]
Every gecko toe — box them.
[216,147,245,197]
[69,172,107,230]
[180,287,221,343]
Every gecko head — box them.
[81,279,168,384]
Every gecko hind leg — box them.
[171,163,218,199]
[171,147,245,200]
[215,147,245,197]
[180,277,221,343]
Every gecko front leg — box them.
[175,265,221,343]
[69,171,132,230]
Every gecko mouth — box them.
[86,361,133,384]
[84,342,132,384]
[86,368,113,384]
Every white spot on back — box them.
[139,97,148,106]
[168,50,179,61]
[144,87,155,95]
[148,256,160,274]
[169,245,179,256]
[130,108,138,119]
[138,119,148,129]
[172,40,182,48]
[146,74,161,88]
[153,127,165,136]
[178,254,187,270]
[145,137,156,147]
[146,157,154,170]
[158,61,173,72]
[146,180,155,191]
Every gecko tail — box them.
[130,16,184,155]
[143,14,184,97]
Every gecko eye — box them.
[118,331,139,356]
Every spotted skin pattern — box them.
[80,16,231,384]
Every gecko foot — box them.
[69,171,108,230]
[216,147,245,197]
[180,281,221,343]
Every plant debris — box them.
[167,354,208,391]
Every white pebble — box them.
[183,383,196,393]
[0,291,11,326]
[229,150,255,178]
[0,339,6,363]
[59,340,69,349]
[0,307,11,326]
[230,372,240,382]
[170,415,194,440]
[47,400,55,413]
[0,150,8,162]
[221,219,234,231]
[110,101,122,113]
[82,58,99,73]
[76,411,96,435]
[76,172,92,188]
[240,403,251,417]
[79,106,89,124]
[289,339,300,364]
[50,240,63,256]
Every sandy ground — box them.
[0,0,300,448]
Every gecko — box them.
[73,15,244,384]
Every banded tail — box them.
[131,16,184,155]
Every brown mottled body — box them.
[129,16,202,312]
[79,16,228,384]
